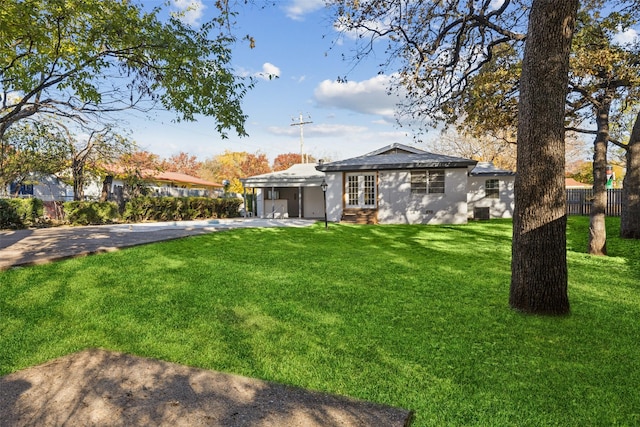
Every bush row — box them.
[122,197,241,223]
[0,198,44,228]
[0,197,242,228]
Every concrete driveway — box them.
[0,218,315,270]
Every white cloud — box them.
[613,27,639,46]
[256,62,281,80]
[266,122,366,137]
[489,0,506,11]
[172,0,206,26]
[284,0,325,21]
[313,75,403,120]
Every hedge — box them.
[1,196,243,229]
[122,197,241,223]
[0,198,43,229]
[63,201,120,225]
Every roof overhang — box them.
[241,164,326,188]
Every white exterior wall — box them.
[255,188,265,218]
[32,176,74,201]
[467,175,515,219]
[303,186,325,218]
[377,169,469,224]
[324,172,343,222]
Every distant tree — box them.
[0,121,68,196]
[565,9,640,255]
[58,125,133,201]
[0,0,252,142]
[567,161,595,185]
[161,152,202,177]
[429,129,518,171]
[116,151,162,199]
[199,150,270,194]
[240,153,271,179]
[272,153,316,171]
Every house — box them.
[317,143,501,224]
[242,143,515,224]
[240,163,326,219]
[6,170,222,201]
[110,170,223,199]
[565,177,592,189]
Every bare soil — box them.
[0,349,413,427]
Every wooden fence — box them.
[566,188,622,217]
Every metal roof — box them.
[241,163,326,187]
[468,162,515,176]
[316,144,477,172]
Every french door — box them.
[345,173,377,208]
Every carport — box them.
[241,163,326,219]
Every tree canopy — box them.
[0,0,252,140]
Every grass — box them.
[1,216,639,426]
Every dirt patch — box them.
[0,349,413,426]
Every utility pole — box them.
[290,113,312,163]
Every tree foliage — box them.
[272,152,316,171]
[0,121,68,195]
[56,125,133,200]
[0,0,251,140]
[428,129,517,171]
[161,152,202,177]
[443,5,640,251]
[329,0,528,129]
[199,150,271,194]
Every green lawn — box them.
[1,216,639,426]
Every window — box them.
[485,179,500,198]
[346,173,377,207]
[411,170,445,194]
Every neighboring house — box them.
[110,171,223,199]
[6,171,222,201]
[241,143,515,224]
[240,163,326,219]
[7,173,88,201]
[565,177,592,189]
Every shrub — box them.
[0,198,44,229]
[63,201,120,225]
[122,197,241,222]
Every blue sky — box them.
[125,0,640,164]
[124,0,420,163]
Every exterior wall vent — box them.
[474,207,490,220]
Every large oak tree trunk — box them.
[510,0,578,315]
[588,92,613,255]
[621,111,640,238]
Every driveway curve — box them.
[0,218,315,270]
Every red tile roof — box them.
[565,178,591,188]
[150,171,222,188]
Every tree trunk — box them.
[621,111,640,238]
[100,175,113,202]
[72,159,84,201]
[510,0,578,315]
[588,92,612,255]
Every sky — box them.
[122,0,640,165]
[122,0,421,164]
